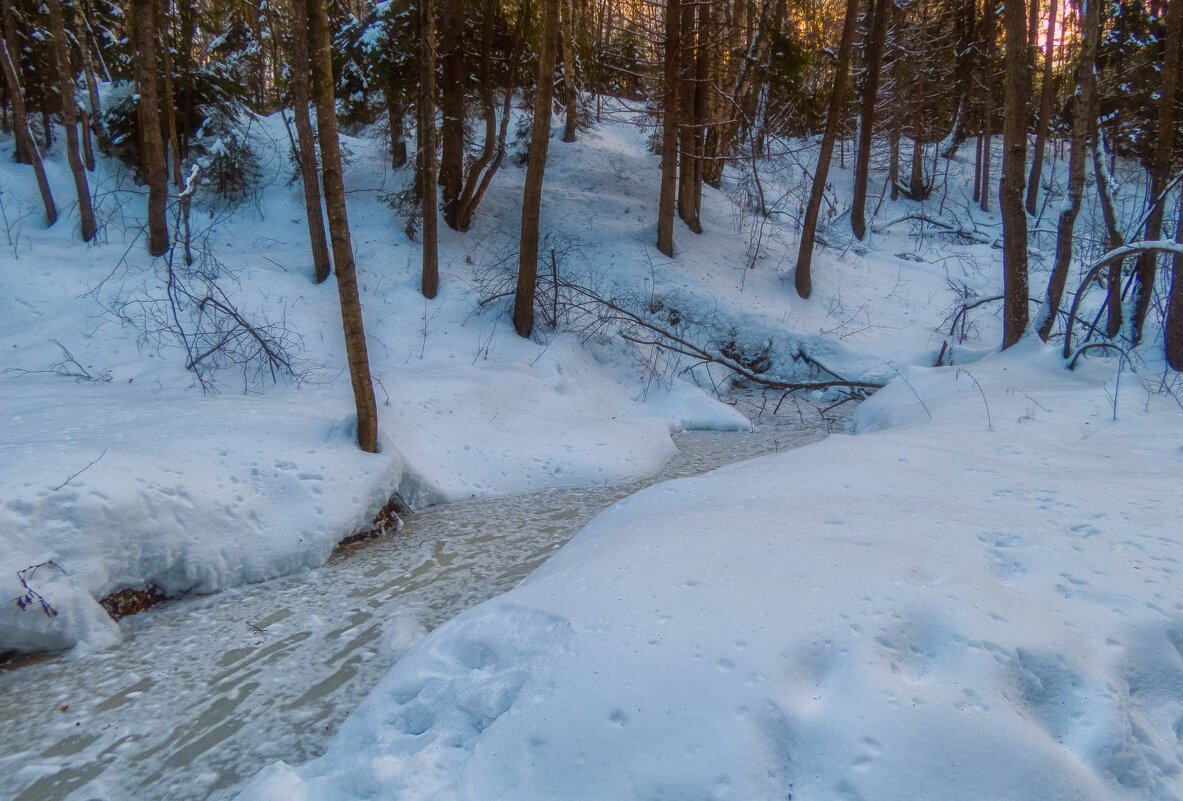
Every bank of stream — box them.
[0,408,844,801]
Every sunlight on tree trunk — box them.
[305,0,380,453]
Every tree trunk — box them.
[454,0,516,232]
[676,0,702,232]
[942,0,977,158]
[794,0,860,298]
[288,0,332,284]
[419,0,439,297]
[560,0,578,142]
[1166,188,1183,368]
[0,27,55,225]
[1000,0,1030,348]
[47,0,95,241]
[177,0,197,161]
[908,0,928,199]
[71,3,102,170]
[979,0,994,213]
[850,0,890,240]
[1037,0,1094,342]
[513,0,559,338]
[387,92,407,168]
[305,0,380,454]
[1092,131,1124,336]
[438,0,464,229]
[691,0,710,220]
[1025,0,1056,216]
[1131,0,1183,344]
[656,0,680,257]
[1,0,29,164]
[133,0,169,256]
[158,1,184,190]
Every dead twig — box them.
[54,448,108,491]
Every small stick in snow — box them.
[53,448,108,491]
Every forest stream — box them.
[0,406,844,801]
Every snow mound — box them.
[237,351,1183,801]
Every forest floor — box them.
[2,102,1182,800]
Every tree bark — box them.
[1000,0,1030,348]
[1131,0,1183,344]
[1037,0,1094,342]
[47,0,95,241]
[850,0,890,240]
[676,0,702,232]
[438,0,464,229]
[513,0,559,338]
[287,0,332,284]
[1166,188,1183,368]
[71,2,101,170]
[419,0,439,297]
[305,0,380,454]
[560,0,578,142]
[158,1,184,190]
[794,0,860,298]
[387,92,408,168]
[454,0,516,232]
[133,0,169,256]
[941,0,977,158]
[0,25,55,225]
[979,0,994,213]
[1,0,29,164]
[656,0,680,257]
[1025,0,1056,215]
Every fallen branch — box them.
[14,562,65,617]
[872,213,996,245]
[1063,240,1183,358]
[54,448,107,491]
[561,280,883,393]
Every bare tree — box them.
[70,1,101,171]
[656,0,681,257]
[851,0,890,240]
[1130,0,1183,344]
[305,0,380,453]
[419,0,439,297]
[978,0,995,212]
[999,0,1030,347]
[795,0,861,297]
[0,1,55,226]
[284,0,332,284]
[46,0,95,241]
[132,0,169,256]
[1025,0,1056,215]
[513,0,559,338]
[438,0,464,229]
[1037,0,1094,342]
[453,0,519,232]
[1167,194,1183,368]
[560,0,578,143]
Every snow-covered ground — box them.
[239,349,1183,801]
[3,96,1182,801]
[1,109,749,655]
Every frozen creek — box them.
[0,409,841,801]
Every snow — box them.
[237,347,1183,801]
[3,93,1182,801]
[0,112,748,657]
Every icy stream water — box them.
[0,411,841,801]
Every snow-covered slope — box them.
[237,349,1183,801]
[0,111,752,655]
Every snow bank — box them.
[237,349,1183,801]
[0,118,748,656]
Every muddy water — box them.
[0,411,842,801]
